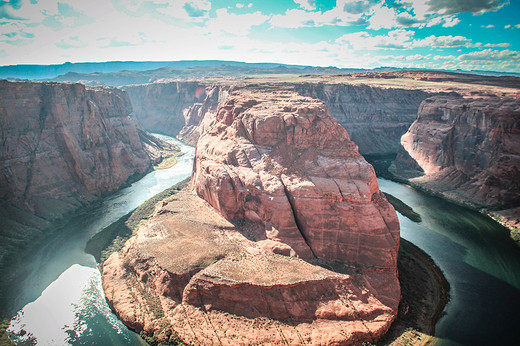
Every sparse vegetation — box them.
[384,192,422,223]
[0,318,13,346]
[85,179,189,264]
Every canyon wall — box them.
[293,83,431,154]
[103,89,401,344]
[393,94,520,209]
[0,80,156,219]
[124,82,230,144]
[125,81,431,154]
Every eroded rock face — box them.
[125,82,229,145]
[0,80,152,219]
[103,89,401,345]
[394,95,520,208]
[103,189,400,345]
[294,83,431,155]
[192,89,400,269]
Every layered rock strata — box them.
[125,80,431,154]
[0,79,159,219]
[103,90,401,344]
[192,89,400,268]
[125,82,230,144]
[393,95,520,209]
[294,83,431,154]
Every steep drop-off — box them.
[294,83,431,155]
[0,80,173,274]
[125,82,230,144]
[192,89,400,268]
[124,80,431,155]
[103,89,401,345]
[392,94,520,236]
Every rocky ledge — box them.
[103,90,400,344]
[392,94,520,241]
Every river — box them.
[5,136,520,345]
[378,178,520,345]
[7,135,195,345]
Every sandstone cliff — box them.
[124,80,431,155]
[124,82,229,145]
[0,80,156,219]
[393,94,520,209]
[192,89,400,268]
[103,90,401,345]
[293,83,431,155]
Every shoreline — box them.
[367,155,519,246]
[378,238,449,345]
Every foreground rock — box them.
[193,89,400,268]
[392,94,520,239]
[104,90,400,344]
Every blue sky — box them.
[0,0,519,72]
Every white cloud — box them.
[442,16,460,27]
[483,42,511,48]
[337,29,414,50]
[414,35,475,48]
[505,24,511,29]
[205,8,269,36]
[294,0,316,11]
[367,4,398,30]
[270,7,365,28]
[482,24,495,28]
[236,3,244,9]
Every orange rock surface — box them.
[192,89,400,269]
[103,89,400,344]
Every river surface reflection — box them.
[7,135,194,345]
[378,178,520,345]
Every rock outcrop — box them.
[393,94,520,209]
[0,80,159,219]
[125,82,229,144]
[103,89,401,345]
[125,80,431,155]
[294,83,431,155]
[192,89,400,268]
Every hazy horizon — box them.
[0,0,519,73]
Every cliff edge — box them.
[103,89,400,344]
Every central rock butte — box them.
[102,89,401,345]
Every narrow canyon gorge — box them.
[0,80,175,299]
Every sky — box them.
[0,0,519,72]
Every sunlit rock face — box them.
[294,83,431,155]
[192,89,400,269]
[0,80,152,219]
[103,89,401,345]
[395,94,520,208]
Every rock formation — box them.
[125,82,229,144]
[103,89,401,345]
[0,80,159,219]
[294,83,431,155]
[125,80,432,155]
[393,94,520,209]
[192,89,400,268]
